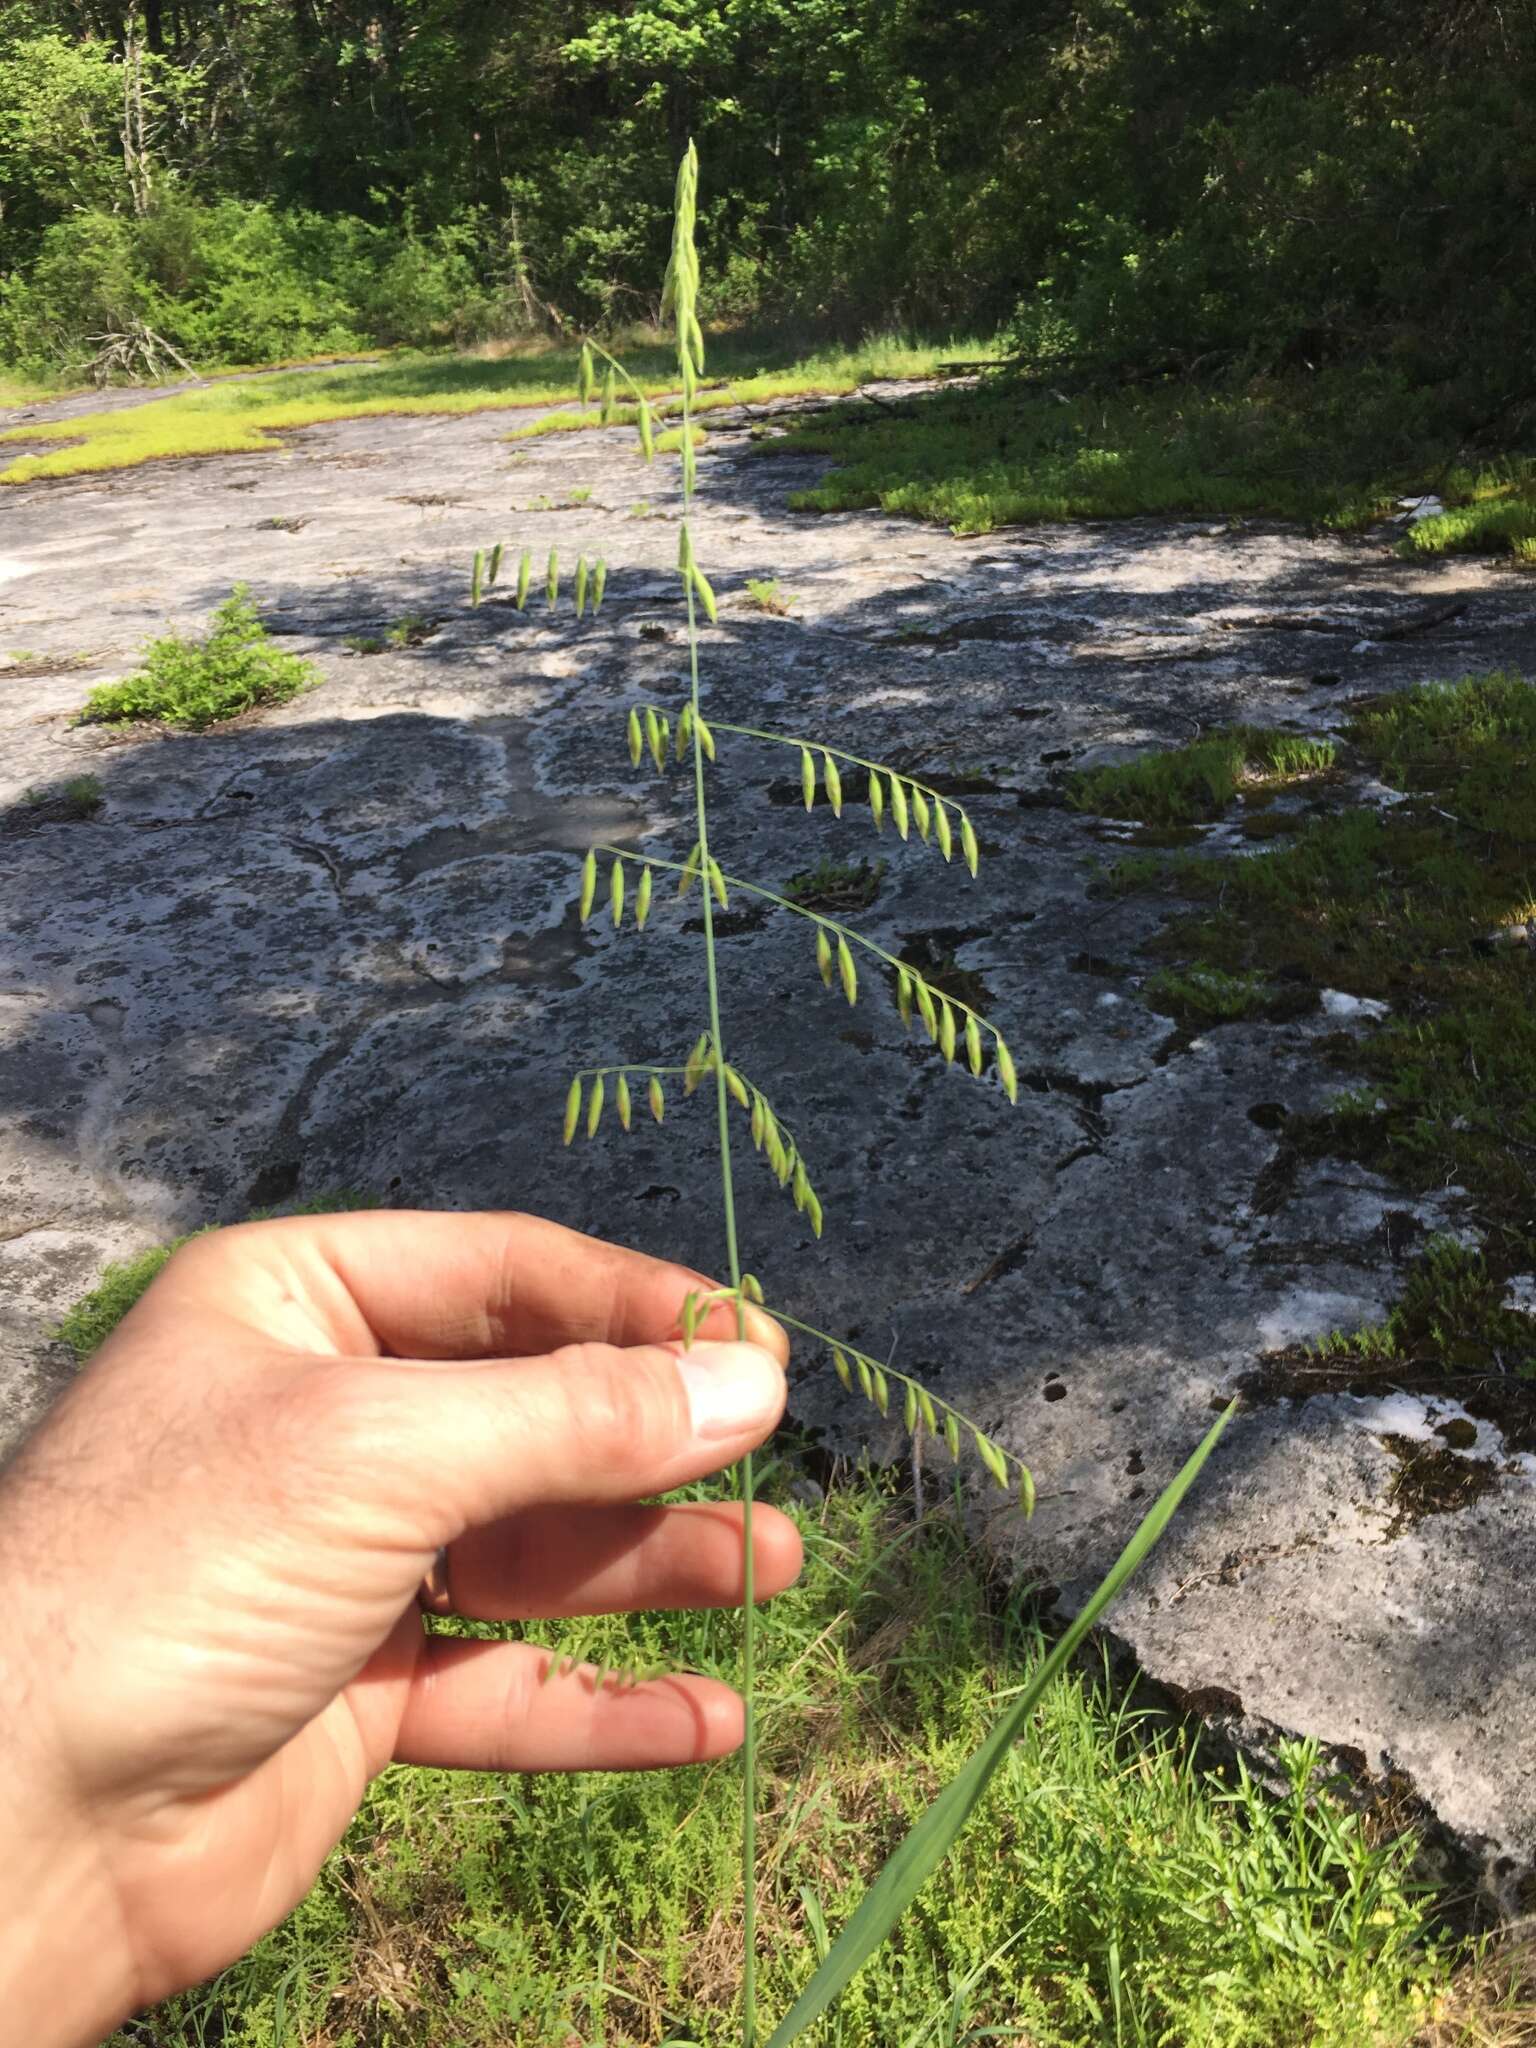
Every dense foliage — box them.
[2,0,1535,396]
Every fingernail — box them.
[672,1341,784,1441]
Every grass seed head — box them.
[935,800,954,861]
[471,548,484,607]
[610,855,626,926]
[616,1072,633,1130]
[586,1074,605,1137]
[939,1000,958,1064]
[816,928,834,988]
[516,548,532,609]
[579,848,598,922]
[691,564,718,623]
[823,753,843,815]
[488,541,504,586]
[870,774,885,830]
[801,746,816,810]
[890,774,910,840]
[635,865,653,930]
[837,934,858,1005]
[563,1076,582,1145]
[996,1035,1019,1103]
[648,1075,665,1122]
[965,1012,984,1076]
[627,708,644,767]
[593,558,607,611]
[576,555,590,617]
[546,547,559,607]
[961,813,980,876]
[833,1347,852,1390]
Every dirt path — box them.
[3,387,1534,1895]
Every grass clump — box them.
[1070,728,1336,826]
[116,1476,1458,2048]
[1311,1237,1536,1377]
[785,855,885,911]
[743,577,797,615]
[53,1190,374,1360]
[344,612,435,656]
[1146,963,1276,1023]
[76,587,318,729]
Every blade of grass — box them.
[762,1402,1236,2048]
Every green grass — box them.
[1145,964,1277,1023]
[76,586,320,729]
[111,1471,1459,2048]
[754,369,1536,545]
[1069,728,1336,827]
[744,577,797,615]
[0,333,997,486]
[1079,673,1536,1371]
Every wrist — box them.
[0,1710,139,2048]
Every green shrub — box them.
[77,587,319,728]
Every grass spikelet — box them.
[915,978,938,1039]
[890,775,910,840]
[896,968,914,1031]
[872,1366,890,1416]
[707,856,729,908]
[616,1072,633,1130]
[961,814,980,877]
[610,856,626,927]
[471,549,484,607]
[648,1075,666,1123]
[938,1001,958,1064]
[627,708,644,767]
[741,1272,765,1305]
[593,558,607,611]
[934,801,954,861]
[975,1430,1008,1488]
[697,716,717,762]
[805,1186,824,1237]
[903,1382,919,1432]
[856,1354,874,1400]
[579,342,594,405]
[912,785,931,840]
[1019,1467,1036,1517]
[644,706,663,769]
[579,848,598,922]
[823,753,843,815]
[488,541,504,586]
[635,866,653,930]
[750,1093,767,1146]
[684,1032,710,1093]
[692,565,719,624]
[602,365,616,422]
[964,1013,984,1077]
[918,1386,938,1434]
[678,841,702,896]
[801,747,816,810]
[944,1411,962,1460]
[638,396,655,462]
[562,1076,582,1144]
[516,548,532,610]
[576,555,590,617]
[816,928,834,988]
[586,1074,605,1137]
[546,547,559,608]
[724,1065,751,1109]
[995,1036,1018,1104]
[870,774,886,830]
[837,934,858,1005]
[833,1347,853,1390]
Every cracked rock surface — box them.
[4,384,1536,1900]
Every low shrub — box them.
[77,586,319,728]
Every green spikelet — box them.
[823,754,843,815]
[627,708,643,767]
[634,865,653,930]
[609,856,625,927]
[691,565,718,624]
[912,785,931,840]
[934,801,953,861]
[516,548,532,610]
[1019,1467,1036,1518]
[575,555,590,618]
[890,775,910,840]
[579,342,595,405]
[602,365,616,423]
[488,541,504,587]
[578,849,597,922]
[833,1347,853,1390]
[800,747,816,810]
[562,1077,582,1145]
[546,548,559,609]
[616,1072,632,1131]
[870,774,885,831]
[593,558,607,612]
[586,1074,605,1138]
[896,968,914,1032]
[965,1012,983,1077]
[816,928,834,989]
[938,1000,957,1064]
[638,397,655,462]
[961,813,980,877]
[837,935,857,1006]
[648,1075,665,1123]
[996,1036,1018,1104]
[471,549,484,607]
[944,1410,962,1461]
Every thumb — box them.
[305,1336,788,1544]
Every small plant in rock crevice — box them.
[465,145,1231,2047]
[76,586,318,729]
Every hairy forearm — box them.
[0,1801,138,2048]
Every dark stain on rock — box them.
[1381,1433,1501,1537]
[1247,1101,1289,1131]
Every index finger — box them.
[194,1209,790,1365]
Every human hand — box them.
[0,1211,797,2047]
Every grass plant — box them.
[1068,728,1336,827]
[76,586,319,728]
[458,142,1243,2048]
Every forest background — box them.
[2,0,1534,409]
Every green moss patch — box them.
[1070,728,1336,827]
